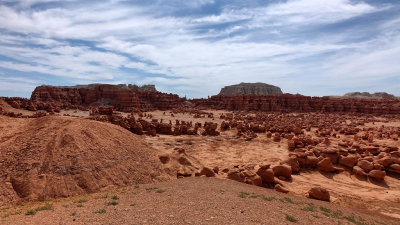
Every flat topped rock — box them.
[343,92,395,99]
[219,82,283,95]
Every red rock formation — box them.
[308,187,330,201]
[29,84,186,112]
[191,94,400,115]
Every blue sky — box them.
[0,0,399,98]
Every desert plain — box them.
[0,83,399,225]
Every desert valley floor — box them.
[0,97,399,224]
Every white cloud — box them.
[0,0,398,97]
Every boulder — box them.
[200,167,216,177]
[272,133,281,142]
[389,163,400,174]
[308,187,330,201]
[256,168,275,183]
[353,166,367,176]
[317,158,336,172]
[305,155,319,168]
[282,157,300,173]
[357,160,374,172]
[368,170,386,180]
[272,165,292,179]
[339,155,358,168]
[227,169,245,183]
[242,170,262,186]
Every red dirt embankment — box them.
[0,115,161,206]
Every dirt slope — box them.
[0,115,161,206]
[0,177,396,225]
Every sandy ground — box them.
[0,177,396,225]
[142,110,400,220]
[1,104,400,223]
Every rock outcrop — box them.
[191,94,400,115]
[29,84,186,112]
[5,84,400,115]
[308,187,330,201]
[219,82,283,95]
[343,92,396,99]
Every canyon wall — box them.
[28,84,186,112]
[3,84,400,115]
[190,94,400,115]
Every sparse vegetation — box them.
[145,187,158,192]
[331,210,343,219]
[130,203,135,206]
[25,202,54,215]
[71,211,77,216]
[93,209,106,214]
[106,201,119,206]
[111,195,119,200]
[25,210,36,216]
[285,214,298,223]
[238,192,250,198]
[35,203,54,212]
[319,206,331,213]
[249,194,259,199]
[73,199,88,203]
[262,196,275,201]
[156,189,166,193]
[95,194,108,199]
[312,214,322,219]
[76,204,83,208]
[343,214,367,225]
[134,185,140,189]
[280,197,299,204]
[301,205,316,212]
[2,211,21,218]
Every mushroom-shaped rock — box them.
[377,157,394,168]
[282,157,300,173]
[357,160,373,172]
[227,169,245,182]
[200,167,216,177]
[368,170,386,180]
[353,166,367,176]
[373,162,384,171]
[243,170,262,186]
[308,187,330,202]
[317,158,336,172]
[305,155,318,168]
[256,168,275,183]
[389,163,400,174]
[272,165,292,179]
[288,140,295,150]
[339,155,358,168]
[273,134,281,142]
[274,184,289,193]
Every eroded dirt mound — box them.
[0,115,161,206]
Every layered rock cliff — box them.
[343,92,396,99]
[191,94,400,115]
[4,84,400,115]
[29,84,185,112]
[219,82,283,95]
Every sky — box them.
[0,0,399,98]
